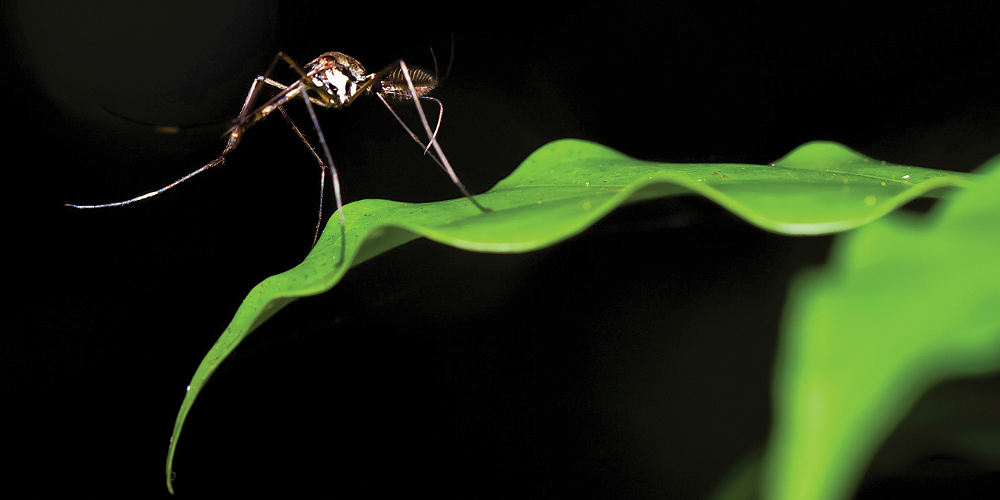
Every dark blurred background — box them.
[4,1,999,498]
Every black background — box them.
[5,1,1000,498]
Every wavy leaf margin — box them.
[165,139,974,492]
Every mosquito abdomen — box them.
[379,66,438,100]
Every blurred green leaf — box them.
[164,138,973,493]
[763,153,1000,500]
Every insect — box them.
[66,50,490,245]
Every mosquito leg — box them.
[315,160,326,246]
[375,94,443,156]
[297,85,346,227]
[427,35,457,85]
[233,52,353,240]
[66,77,300,210]
[277,106,329,246]
[423,42,446,153]
[440,34,456,84]
[247,52,340,117]
[397,60,489,213]
[230,52,293,146]
[236,52,324,128]
[68,54,330,213]
[65,157,226,208]
[422,96,444,155]
[229,51,334,151]
[430,45,439,84]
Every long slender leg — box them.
[296,83,346,228]
[397,60,489,213]
[66,77,295,209]
[227,79,309,151]
[375,94,443,156]
[66,51,342,215]
[65,157,226,208]
[235,52,359,137]
[226,54,351,242]
[236,52,331,131]
[420,96,443,155]
[239,56,354,243]
[278,106,328,246]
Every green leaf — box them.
[165,139,973,493]
[762,153,1000,500]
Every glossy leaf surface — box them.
[763,152,1000,500]
[165,139,974,493]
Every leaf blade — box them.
[762,153,1000,500]
[165,138,975,492]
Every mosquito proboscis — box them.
[66,49,490,246]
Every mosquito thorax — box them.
[305,52,369,105]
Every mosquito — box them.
[66,49,490,246]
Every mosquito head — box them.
[305,52,370,106]
[377,65,438,100]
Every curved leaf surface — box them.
[763,152,1000,500]
[165,138,974,492]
